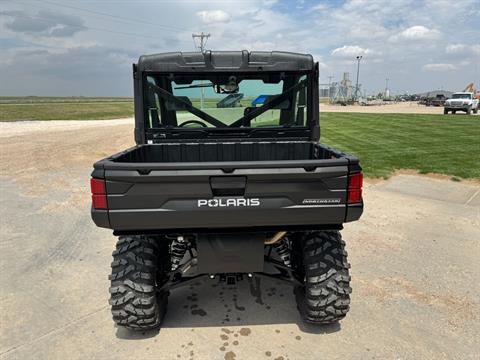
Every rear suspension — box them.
[170,235,188,270]
[274,239,291,267]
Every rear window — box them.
[144,73,310,130]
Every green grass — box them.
[320,113,480,179]
[0,97,133,121]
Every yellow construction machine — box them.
[463,82,480,100]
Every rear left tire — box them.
[109,235,170,331]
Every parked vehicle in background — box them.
[417,90,452,107]
[444,92,479,114]
[426,94,447,107]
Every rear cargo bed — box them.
[92,142,362,232]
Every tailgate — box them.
[98,163,349,231]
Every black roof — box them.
[417,90,454,98]
[137,50,314,72]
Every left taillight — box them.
[347,172,363,204]
[90,178,107,209]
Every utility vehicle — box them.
[90,51,364,330]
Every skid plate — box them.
[197,233,265,273]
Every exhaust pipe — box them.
[265,231,287,245]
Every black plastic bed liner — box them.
[114,141,315,163]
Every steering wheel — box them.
[179,120,208,128]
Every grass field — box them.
[321,113,480,179]
[0,97,134,121]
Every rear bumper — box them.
[91,209,109,228]
[92,203,363,233]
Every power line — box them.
[1,8,190,42]
[32,0,188,33]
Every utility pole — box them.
[192,32,210,52]
[355,56,362,101]
[328,75,334,101]
[192,32,210,109]
[385,78,389,99]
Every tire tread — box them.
[295,230,352,324]
[109,235,168,331]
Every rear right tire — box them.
[444,108,448,114]
[294,231,352,324]
[109,235,170,331]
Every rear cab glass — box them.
[143,73,310,130]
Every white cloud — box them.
[311,3,329,12]
[331,45,372,58]
[422,63,456,71]
[446,44,466,54]
[197,10,231,24]
[1,9,86,37]
[240,40,275,50]
[261,0,278,5]
[397,25,440,40]
[446,43,480,55]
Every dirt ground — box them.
[1,120,479,359]
[320,101,480,114]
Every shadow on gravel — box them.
[116,327,160,340]
[114,275,342,340]
[297,322,340,334]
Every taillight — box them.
[348,172,363,204]
[90,178,107,209]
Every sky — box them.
[0,0,479,96]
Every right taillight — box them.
[348,172,363,204]
[90,178,107,209]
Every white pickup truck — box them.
[444,92,479,114]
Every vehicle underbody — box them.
[160,232,303,291]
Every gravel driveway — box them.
[1,120,479,359]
